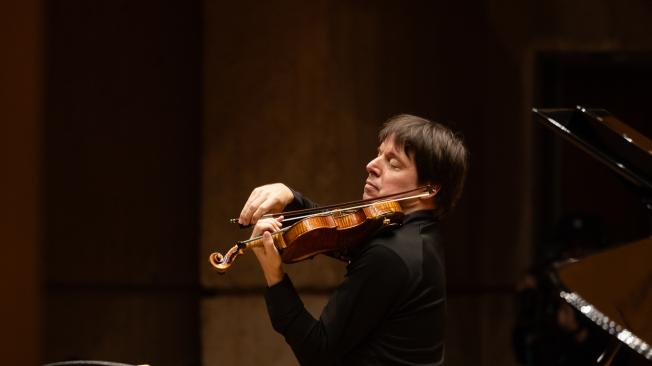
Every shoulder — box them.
[365,220,424,256]
[347,240,409,280]
[358,219,441,275]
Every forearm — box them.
[265,275,334,365]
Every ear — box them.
[419,184,440,201]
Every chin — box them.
[363,190,378,200]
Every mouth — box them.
[364,180,379,194]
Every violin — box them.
[208,185,435,273]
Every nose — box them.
[366,156,381,177]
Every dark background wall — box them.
[42,1,202,365]
[2,0,651,365]
[1,0,42,364]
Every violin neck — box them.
[237,230,288,250]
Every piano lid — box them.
[555,237,652,360]
[532,106,652,193]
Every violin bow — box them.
[229,184,437,227]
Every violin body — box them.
[280,200,404,263]
[209,200,404,273]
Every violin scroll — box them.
[208,245,242,274]
[209,232,288,273]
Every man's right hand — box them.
[239,183,294,226]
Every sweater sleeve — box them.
[284,188,319,211]
[264,244,410,365]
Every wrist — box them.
[264,268,285,287]
[279,184,294,206]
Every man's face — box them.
[363,137,419,200]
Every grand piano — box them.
[532,106,652,364]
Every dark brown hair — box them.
[379,114,469,218]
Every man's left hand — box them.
[251,217,285,286]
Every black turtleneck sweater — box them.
[265,191,446,365]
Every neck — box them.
[401,199,435,215]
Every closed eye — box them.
[389,159,401,169]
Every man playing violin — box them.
[238,114,468,365]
